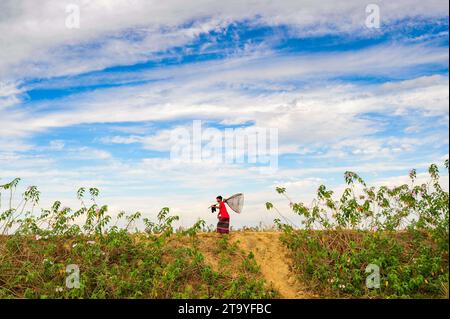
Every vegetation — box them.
[267,160,449,298]
[1,160,448,299]
[0,184,276,299]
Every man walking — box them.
[210,196,230,234]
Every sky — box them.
[0,0,449,228]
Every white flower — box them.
[43,258,53,265]
[55,287,63,292]
[87,241,95,245]
[72,243,78,248]
[35,235,42,241]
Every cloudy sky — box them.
[0,0,449,228]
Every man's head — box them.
[216,196,223,203]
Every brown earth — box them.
[198,231,315,299]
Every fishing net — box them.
[225,193,244,214]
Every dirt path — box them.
[230,232,314,299]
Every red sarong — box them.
[217,217,230,234]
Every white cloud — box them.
[48,140,65,150]
[1,44,448,142]
[2,149,447,228]
[0,81,23,109]
[0,1,448,228]
[1,0,448,79]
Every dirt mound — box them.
[198,231,314,299]
[231,232,314,299]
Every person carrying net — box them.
[209,193,244,234]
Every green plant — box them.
[0,183,275,299]
[267,161,449,298]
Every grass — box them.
[0,231,278,299]
[1,160,448,299]
[279,229,448,298]
[267,160,449,299]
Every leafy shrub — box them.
[267,161,449,298]
[0,183,275,299]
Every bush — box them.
[267,160,449,298]
[0,184,276,299]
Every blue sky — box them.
[0,1,449,228]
